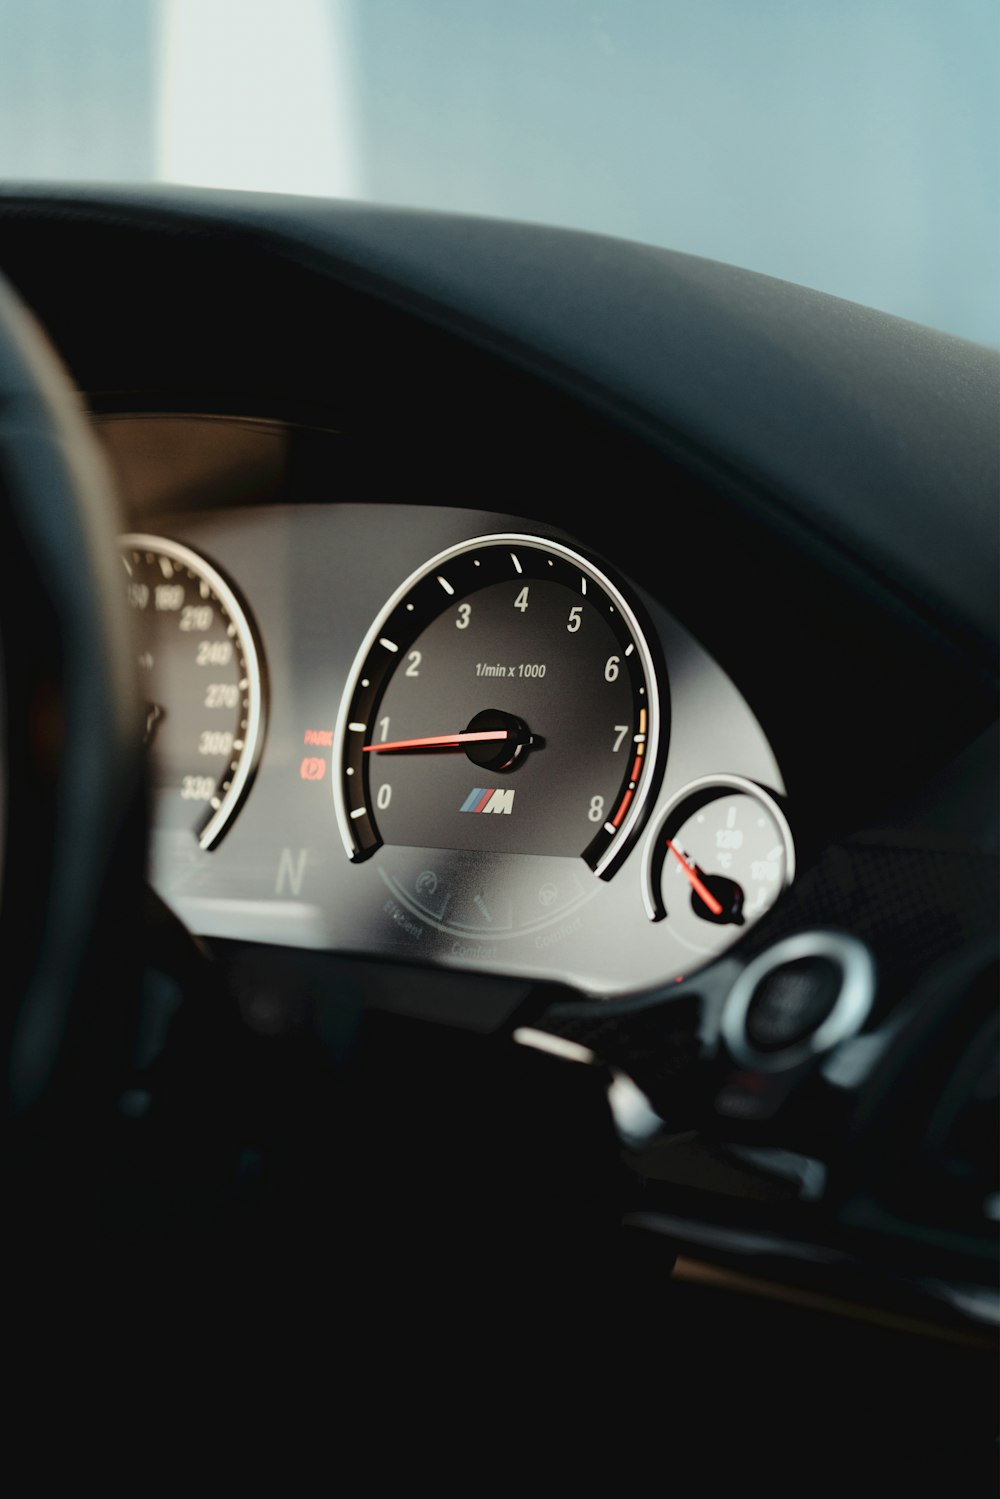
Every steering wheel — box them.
[0,270,141,1170]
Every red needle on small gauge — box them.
[364,729,512,753]
[666,840,724,917]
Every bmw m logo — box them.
[460,787,515,815]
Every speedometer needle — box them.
[364,729,513,753]
[666,840,724,917]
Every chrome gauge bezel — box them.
[333,532,662,878]
[120,532,266,850]
[642,772,795,924]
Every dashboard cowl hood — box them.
[0,182,996,657]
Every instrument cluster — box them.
[123,502,792,999]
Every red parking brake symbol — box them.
[300,757,327,781]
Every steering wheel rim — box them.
[0,270,141,1132]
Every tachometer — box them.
[335,534,664,876]
[120,534,265,847]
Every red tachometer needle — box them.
[363,729,512,753]
[666,840,724,916]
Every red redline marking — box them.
[666,840,724,916]
[474,787,495,814]
[363,730,510,753]
[612,788,634,828]
[629,753,643,782]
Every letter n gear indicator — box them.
[335,533,664,872]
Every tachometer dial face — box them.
[120,534,265,848]
[644,775,794,956]
[335,534,663,877]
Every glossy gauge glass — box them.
[644,775,794,957]
[335,534,663,876]
[120,534,265,848]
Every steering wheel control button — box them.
[721,931,876,1072]
[744,956,842,1052]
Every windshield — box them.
[1,0,997,343]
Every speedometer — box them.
[120,534,265,848]
[335,534,664,877]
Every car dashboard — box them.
[0,186,996,1444]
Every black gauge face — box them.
[120,534,265,848]
[644,776,794,958]
[336,535,664,876]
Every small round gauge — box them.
[120,534,265,848]
[335,534,664,877]
[644,775,794,957]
